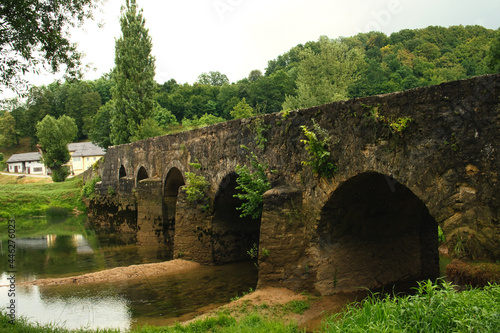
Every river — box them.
[0,217,258,331]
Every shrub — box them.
[300,121,337,178]
[234,146,272,219]
[184,172,209,202]
[82,176,101,198]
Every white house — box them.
[6,152,47,175]
[6,142,105,176]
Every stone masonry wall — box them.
[88,74,500,294]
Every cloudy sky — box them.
[6,0,500,97]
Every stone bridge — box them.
[86,74,499,295]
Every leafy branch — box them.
[184,172,209,202]
[300,121,337,178]
[234,146,272,219]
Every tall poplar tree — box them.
[110,0,156,145]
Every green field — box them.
[0,174,86,222]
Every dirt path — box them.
[18,259,200,286]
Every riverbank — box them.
[17,259,200,286]
[3,281,500,332]
[0,173,86,220]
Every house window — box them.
[93,157,96,161]
[33,167,43,173]
[73,157,81,162]
[87,157,89,161]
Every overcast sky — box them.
[5,0,500,98]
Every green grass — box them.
[0,312,300,333]
[322,280,500,333]
[3,281,499,333]
[284,300,310,315]
[0,175,86,219]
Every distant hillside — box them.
[266,25,499,98]
[2,25,499,150]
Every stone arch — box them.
[136,166,149,185]
[315,172,438,294]
[162,167,185,253]
[211,171,261,264]
[119,165,127,178]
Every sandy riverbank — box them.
[19,259,200,286]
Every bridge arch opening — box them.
[317,172,438,293]
[162,168,185,256]
[136,167,149,184]
[211,172,261,265]
[119,165,127,178]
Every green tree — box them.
[0,111,17,147]
[248,70,263,82]
[154,106,178,129]
[130,117,164,142]
[36,115,77,182]
[283,36,365,110]
[110,0,156,145]
[248,69,296,114]
[89,100,114,149]
[0,0,102,94]
[487,29,500,73]
[0,153,5,171]
[64,81,102,139]
[230,98,255,119]
[24,86,53,148]
[197,71,229,86]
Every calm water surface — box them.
[0,218,258,331]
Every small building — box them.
[6,152,47,175]
[67,142,106,175]
[5,142,105,176]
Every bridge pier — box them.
[173,186,214,263]
[257,186,312,290]
[136,178,171,259]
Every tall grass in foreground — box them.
[322,280,500,333]
[2,282,499,333]
[0,312,299,333]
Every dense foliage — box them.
[300,122,337,178]
[1,25,499,151]
[234,147,272,219]
[110,0,157,145]
[323,280,500,332]
[36,115,77,182]
[0,0,101,94]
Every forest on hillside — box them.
[1,24,499,151]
